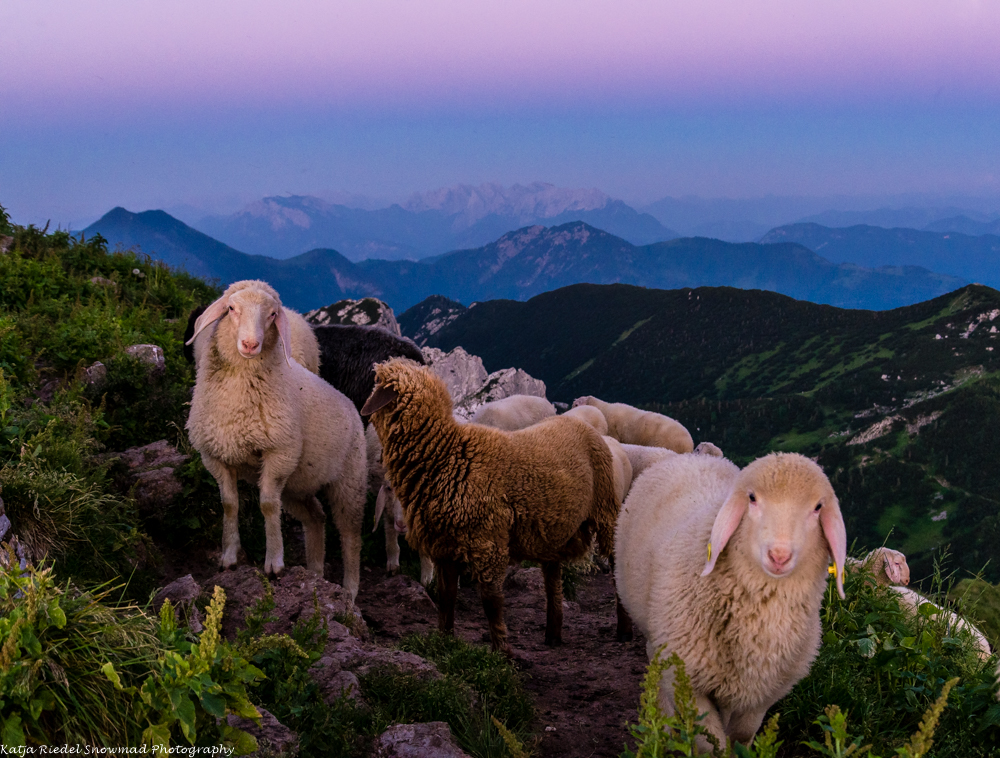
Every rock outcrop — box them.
[373,722,472,758]
[108,439,189,518]
[305,298,401,336]
[420,346,547,419]
[201,567,441,707]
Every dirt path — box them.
[356,564,649,758]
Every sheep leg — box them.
[259,457,295,577]
[542,561,565,646]
[325,478,364,600]
[607,554,634,642]
[436,559,460,635]
[283,495,326,575]
[725,708,767,746]
[419,553,435,587]
[480,579,513,656]
[383,509,401,576]
[203,455,241,570]
[657,667,727,752]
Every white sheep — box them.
[185,280,367,598]
[187,284,320,374]
[693,441,724,458]
[572,395,693,453]
[845,547,991,660]
[615,452,847,748]
[889,586,993,661]
[621,443,677,484]
[847,546,910,586]
[372,483,437,586]
[560,404,610,436]
[470,395,556,431]
[602,436,634,505]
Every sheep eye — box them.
[814,502,823,512]
[748,493,756,503]
[228,305,234,311]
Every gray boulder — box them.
[373,722,472,758]
[112,440,189,517]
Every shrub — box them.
[0,562,260,751]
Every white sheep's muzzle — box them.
[760,542,798,578]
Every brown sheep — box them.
[362,358,621,655]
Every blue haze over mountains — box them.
[82,181,1000,313]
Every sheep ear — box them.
[373,485,389,533]
[186,295,229,345]
[701,488,748,576]
[274,307,293,366]
[362,383,398,416]
[821,501,847,600]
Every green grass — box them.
[772,561,1000,757]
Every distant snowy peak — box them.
[239,196,333,231]
[403,182,611,225]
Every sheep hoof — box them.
[616,628,634,643]
[544,635,565,647]
[386,565,400,577]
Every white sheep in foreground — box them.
[185,280,367,597]
[561,404,609,436]
[470,394,556,430]
[616,452,846,748]
[572,395,694,453]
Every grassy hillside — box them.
[420,282,1000,583]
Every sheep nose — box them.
[240,339,259,353]
[768,547,792,568]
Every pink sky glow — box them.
[4,0,1000,113]
[2,0,1000,223]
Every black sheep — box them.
[313,324,426,418]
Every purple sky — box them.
[3,0,1000,225]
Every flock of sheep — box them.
[182,279,996,750]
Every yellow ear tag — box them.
[707,542,712,562]
[828,564,837,576]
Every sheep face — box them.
[187,281,292,365]
[225,289,286,360]
[362,357,452,422]
[702,453,847,599]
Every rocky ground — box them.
[356,562,649,758]
[156,527,649,758]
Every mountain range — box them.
[405,281,1000,583]
[85,208,964,312]
[193,183,679,261]
[759,223,1000,287]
